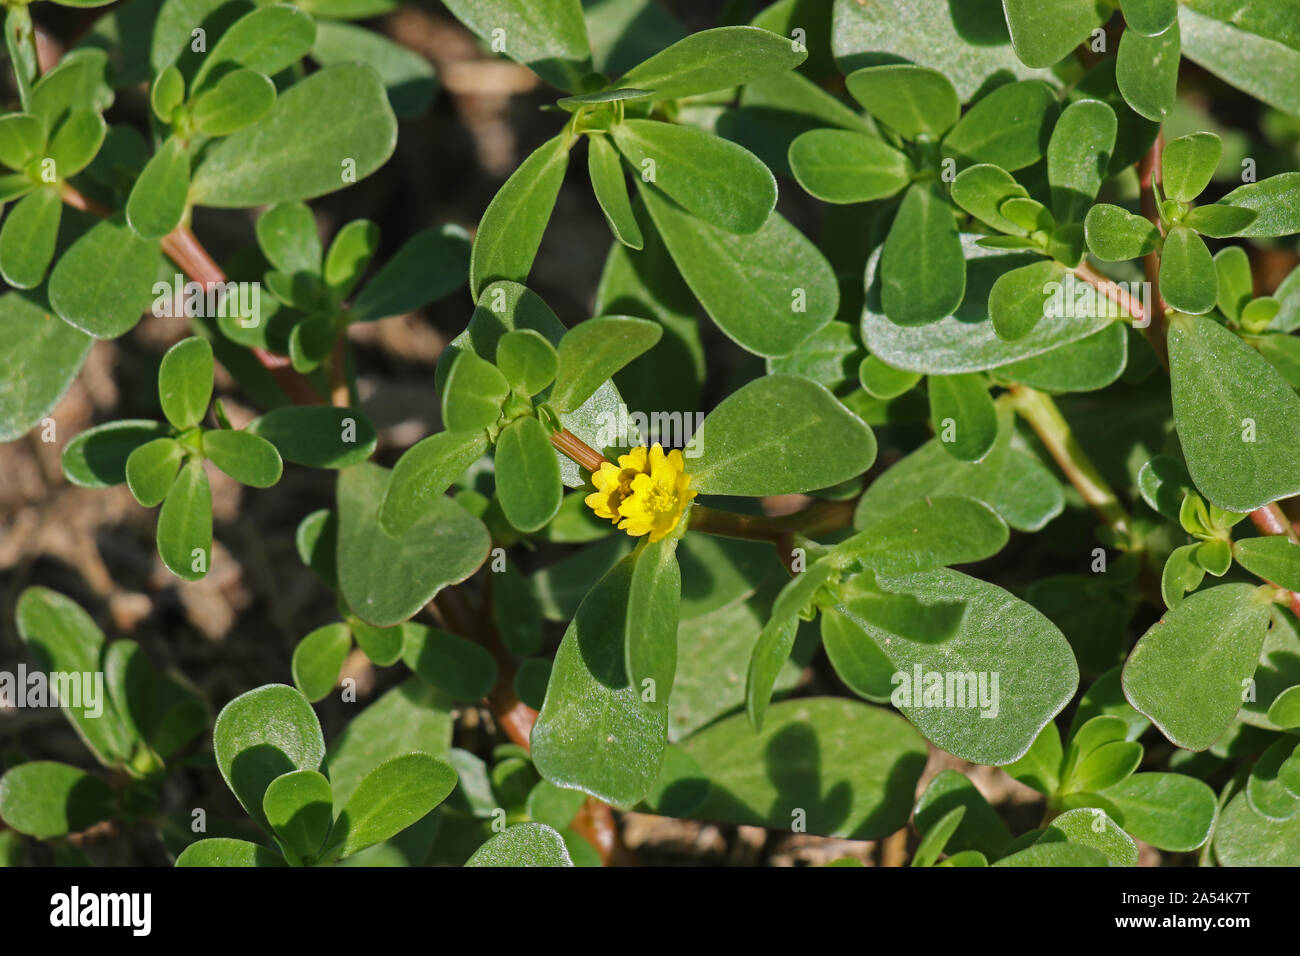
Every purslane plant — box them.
[3,0,1300,869]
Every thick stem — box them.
[548,428,608,472]
[1073,261,1146,325]
[1137,134,1170,370]
[1010,385,1132,540]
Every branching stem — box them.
[1008,385,1133,540]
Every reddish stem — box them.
[59,183,327,406]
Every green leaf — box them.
[441,0,591,91]
[0,762,113,838]
[494,416,563,533]
[14,588,133,765]
[927,373,998,461]
[1183,203,1257,238]
[331,753,456,860]
[203,429,282,488]
[350,618,403,667]
[310,19,436,118]
[1002,0,1106,68]
[46,108,105,179]
[322,219,380,300]
[1159,226,1217,315]
[688,374,875,496]
[337,463,490,627]
[912,805,965,867]
[175,838,285,867]
[291,623,351,702]
[1214,245,1252,322]
[1218,173,1300,238]
[256,202,321,277]
[263,769,333,863]
[468,133,569,299]
[639,185,837,357]
[858,355,921,400]
[914,769,1015,859]
[532,553,666,808]
[380,429,489,535]
[951,164,1031,235]
[942,81,1058,172]
[156,459,212,581]
[1180,5,1300,120]
[1121,0,1178,36]
[1267,686,1300,729]
[587,133,642,249]
[988,260,1068,343]
[150,65,185,122]
[832,0,1053,102]
[551,315,661,413]
[327,678,453,809]
[442,351,510,433]
[1083,203,1160,261]
[993,843,1108,866]
[246,406,378,469]
[1133,455,1190,522]
[1161,543,1205,608]
[675,697,927,839]
[29,48,110,132]
[1047,99,1117,224]
[788,129,910,205]
[1006,723,1063,795]
[1234,537,1300,590]
[746,564,833,728]
[213,683,325,833]
[1067,741,1143,793]
[125,437,183,507]
[1246,737,1300,820]
[837,495,1010,574]
[835,569,1078,764]
[190,68,276,137]
[350,225,470,322]
[1161,131,1220,203]
[1089,772,1216,852]
[62,419,171,487]
[190,63,396,208]
[1215,788,1300,865]
[125,135,189,239]
[616,25,803,100]
[880,182,966,325]
[158,336,213,430]
[1116,19,1181,121]
[626,535,681,698]
[843,64,959,140]
[465,822,573,866]
[1168,312,1300,512]
[190,4,316,95]
[612,119,775,235]
[496,329,558,396]
[48,216,163,339]
[0,113,43,168]
[1035,807,1138,866]
[855,406,1062,532]
[401,624,496,701]
[0,187,61,289]
[1123,583,1273,750]
[990,323,1128,392]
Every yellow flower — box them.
[615,444,697,543]
[583,446,649,520]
